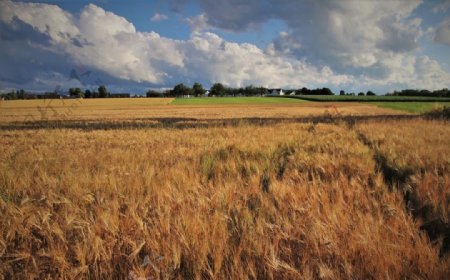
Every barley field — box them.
[0,100,449,279]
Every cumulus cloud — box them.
[0,1,184,86]
[0,0,449,93]
[434,18,450,45]
[150,13,168,22]
[194,1,423,68]
[0,0,352,91]
[184,32,351,88]
[186,13,210,32]
[179,0,449,90]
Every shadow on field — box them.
[357,131,450,258]
[0,114,425,131]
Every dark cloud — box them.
[197,0,271,31]
[0,19,50,43]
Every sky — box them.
[0,0,450,94]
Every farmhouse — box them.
[268,88,284,96]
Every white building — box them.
[268,88,284,96]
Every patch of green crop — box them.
[171,97,308,105]
[372,102,450,113]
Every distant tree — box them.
[243,85,257,96]
[85,89,92,98]
[210,83,226,97]
[257,87,269,96]
[146,89,163,98]
[224,87,239,96]
[163,89,172,97]
[192,82,206,97]
[307,87,334,95]
[242,85,267,96]
[366,91,375,96]
[358,92,365,96]
[171,83,192,97]
[321,88,334,95]
[69,87,83,98]
[299,87,310,95]
[17,89,25,99]
[339,90,345,96]
[69,88,76,96]
[98,85,108,98]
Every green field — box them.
[285,95,450,102]
[171,96,308,105]
[373,102,450,113]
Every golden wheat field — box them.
[0,98,401,123]
[0,99,449,279]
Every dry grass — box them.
[0,99,401,123]
[1,118,449,279]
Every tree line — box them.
[1,83,449,100]
[67,85,109,98]
[386,88,450,97]
[148,83,336,97]
[0,85,111,100]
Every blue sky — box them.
[1,0,449,94]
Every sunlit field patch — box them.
[0,98,402,124]
[1,117,449,279]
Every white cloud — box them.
[186,13,210,32]
[184,32,351,88]
[0,1,351,90]
[150,13,168,22]
[185,0,449,90]
[0,0,449,93]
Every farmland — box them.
[286,95,450,102]
[0,98,403,124]
[372,101,450,113]
[0,98,449,279]
[171,97,307,105]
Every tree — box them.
[17,89,25,99]
[85,89,92,98]
[339,90,345,96]
[171,83,192,97]
[146,90,163,98]
[210,83,226,97]
[69,88,83,98]
[98,85,108,98]
[366,91,375,96]
[321,87,334,95]
[69,88,76,97]
[299,87,310,95]
[358,92,365,96]
[192,82,206,97]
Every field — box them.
[171,97,307,105]
[373,102,450,113]
[0,98,403,124]
[286,95,450,102]
[0,99,449,279]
